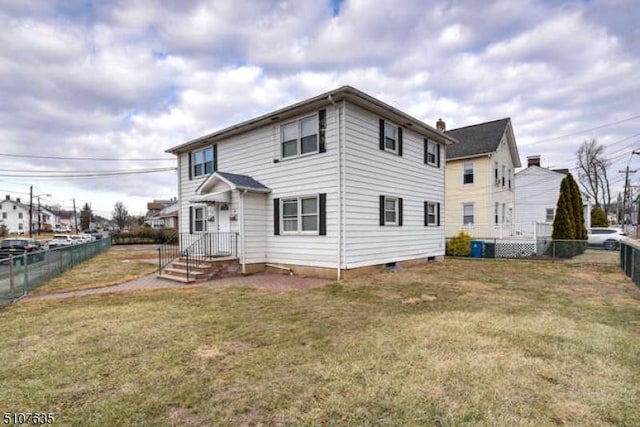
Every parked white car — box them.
[587,228,628,250]
[48,234,74,248]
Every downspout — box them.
[240,189,247,274]
[328,94,343,280]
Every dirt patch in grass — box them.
[30,244,158,296]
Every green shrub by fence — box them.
[0,237,112,307]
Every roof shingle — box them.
[445,118,511,160]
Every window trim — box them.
[545,208,555,223]
[424,201,440,226]
[280,113,320,160]
[379,119,403,156]
[192,206,206,233]
[425,139,439,167]
[280,195,319,234]
[462,203,474,225]
[191,145,216,179]
[463,162,474,184]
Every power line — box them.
[0,167,176,179]
[0,153,175,161]
[527,113,640,145]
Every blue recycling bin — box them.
[471,240,484,258]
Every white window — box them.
[508,168,512,189]
[426,140,438,166]
[281,115,319,159]
[18,213,23,219]
[192,146,214,177]
[193,207,205,232]
[495,202,499,224]
[281,196,318,233]
[2,212,6,219]
[463,203,474,225]
[463,162,474,184]
[384,197,398,225]
[501,165,506,187]
[502,203,506,223]
[546,208,555,222]
[384,122,397,153]
[426,202,438,226]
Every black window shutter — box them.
[319,193,327,235]
[424,201,428,226]
[398,198,403,226]
[319,109,326,153]
[437,144,441,168]
[398,128,403,156]
[213,144,218,172]
[379,195,385,226]
[189,206,193,234]
[273,198,280,235]
[437,202,441,226]
[188,152,193,180]
[379,119,385,151]
[424,139,428,164]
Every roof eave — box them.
[166,86,457,154]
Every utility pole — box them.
[73,198,78,233]
[28,185,33,238]
[633,150,640,237]
[620,166,638,233]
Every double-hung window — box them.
[379,119,403,155]
[424,201,440,226]
[379,195,403,226]
[463,203,474,225]
[192,207,205,232]
[192,146,215,178]
[281,115,319,159]
[546,208,554,222]
[425,140,439,167]
[501,165,506,187]
[463,162,474,184]
[281,196,318,233]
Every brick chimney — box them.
[436,118,446,132]
[527,155,541,167]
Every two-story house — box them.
[515,155,591,233]
[0,195,30,234]
[444,118,521,238]
[165,86,456,280]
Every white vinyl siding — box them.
[178,106,338,268]
[343,103,446,268]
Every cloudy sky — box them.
[1,0,639,217]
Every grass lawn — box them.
[29,244,158,296]
[1,259,639,425]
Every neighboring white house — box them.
[515,155,591,231]
[0,195,30,234]
[147,202,179,229]
[166,86,457,279]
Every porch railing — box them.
[158,232,239,279]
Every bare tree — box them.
[576,139,611,211]
[113,201,129,230]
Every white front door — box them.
[217,204,230,232]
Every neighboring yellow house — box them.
[444,118,521,238]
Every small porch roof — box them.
[191,172,271,204]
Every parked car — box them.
[587,227,628,250]
[48,234,74,248]
[0,238,44,265]
[70,235,88,245]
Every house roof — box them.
[445,118,511,160]
[216,172,270,191]
[166,85,458,154]
[195,171,271,196]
